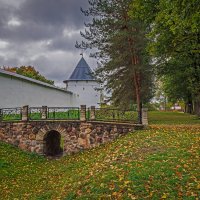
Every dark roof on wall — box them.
[0,68,72,94]
[64,57,95,82]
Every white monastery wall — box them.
[0,74,78,108]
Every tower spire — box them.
[64,56,94,81]
[80,49,84,57]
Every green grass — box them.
[1,114,22,121]
[0,112,200,199]
[47,111,80,120]
[149,111,200,125]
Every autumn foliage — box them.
[3,66,54,85]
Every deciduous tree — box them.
[130,0,200,115]
[2,66,54,85]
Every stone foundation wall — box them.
[0,120,143,156]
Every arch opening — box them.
[43,130,63,156]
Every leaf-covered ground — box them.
[0,112,200,199]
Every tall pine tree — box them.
[76,0,153,121]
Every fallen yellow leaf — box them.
[161,193,167,199]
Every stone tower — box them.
[63,57,100,107]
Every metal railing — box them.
[0,107,22,121]
[47,107,80,120]
[29,107,42,120]
[0,106,141,123]
[94,108,138,123]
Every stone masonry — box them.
[0,120,143,155]
[0,105,147,156]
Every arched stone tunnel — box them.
[43,130,63,156]
[0,121,138,156]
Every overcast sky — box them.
[0,0,95,87]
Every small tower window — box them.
[83,87,85,90]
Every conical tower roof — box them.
[65,57,95,82]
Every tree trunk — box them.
[194,96,200,117]
[185,100,193,114]
[132,57,142,123]
[123,14,142,123]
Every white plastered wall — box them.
[67,80,100,107]
[0,75,78,108]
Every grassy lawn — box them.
[0,112,200,199]
[149,111,200,125]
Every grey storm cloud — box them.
[0,4,15,38]
[0,55,19,66]
[0,0,95,87]
[0,0,88,42]
[18,0,88,28]
[48,31,82,51]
